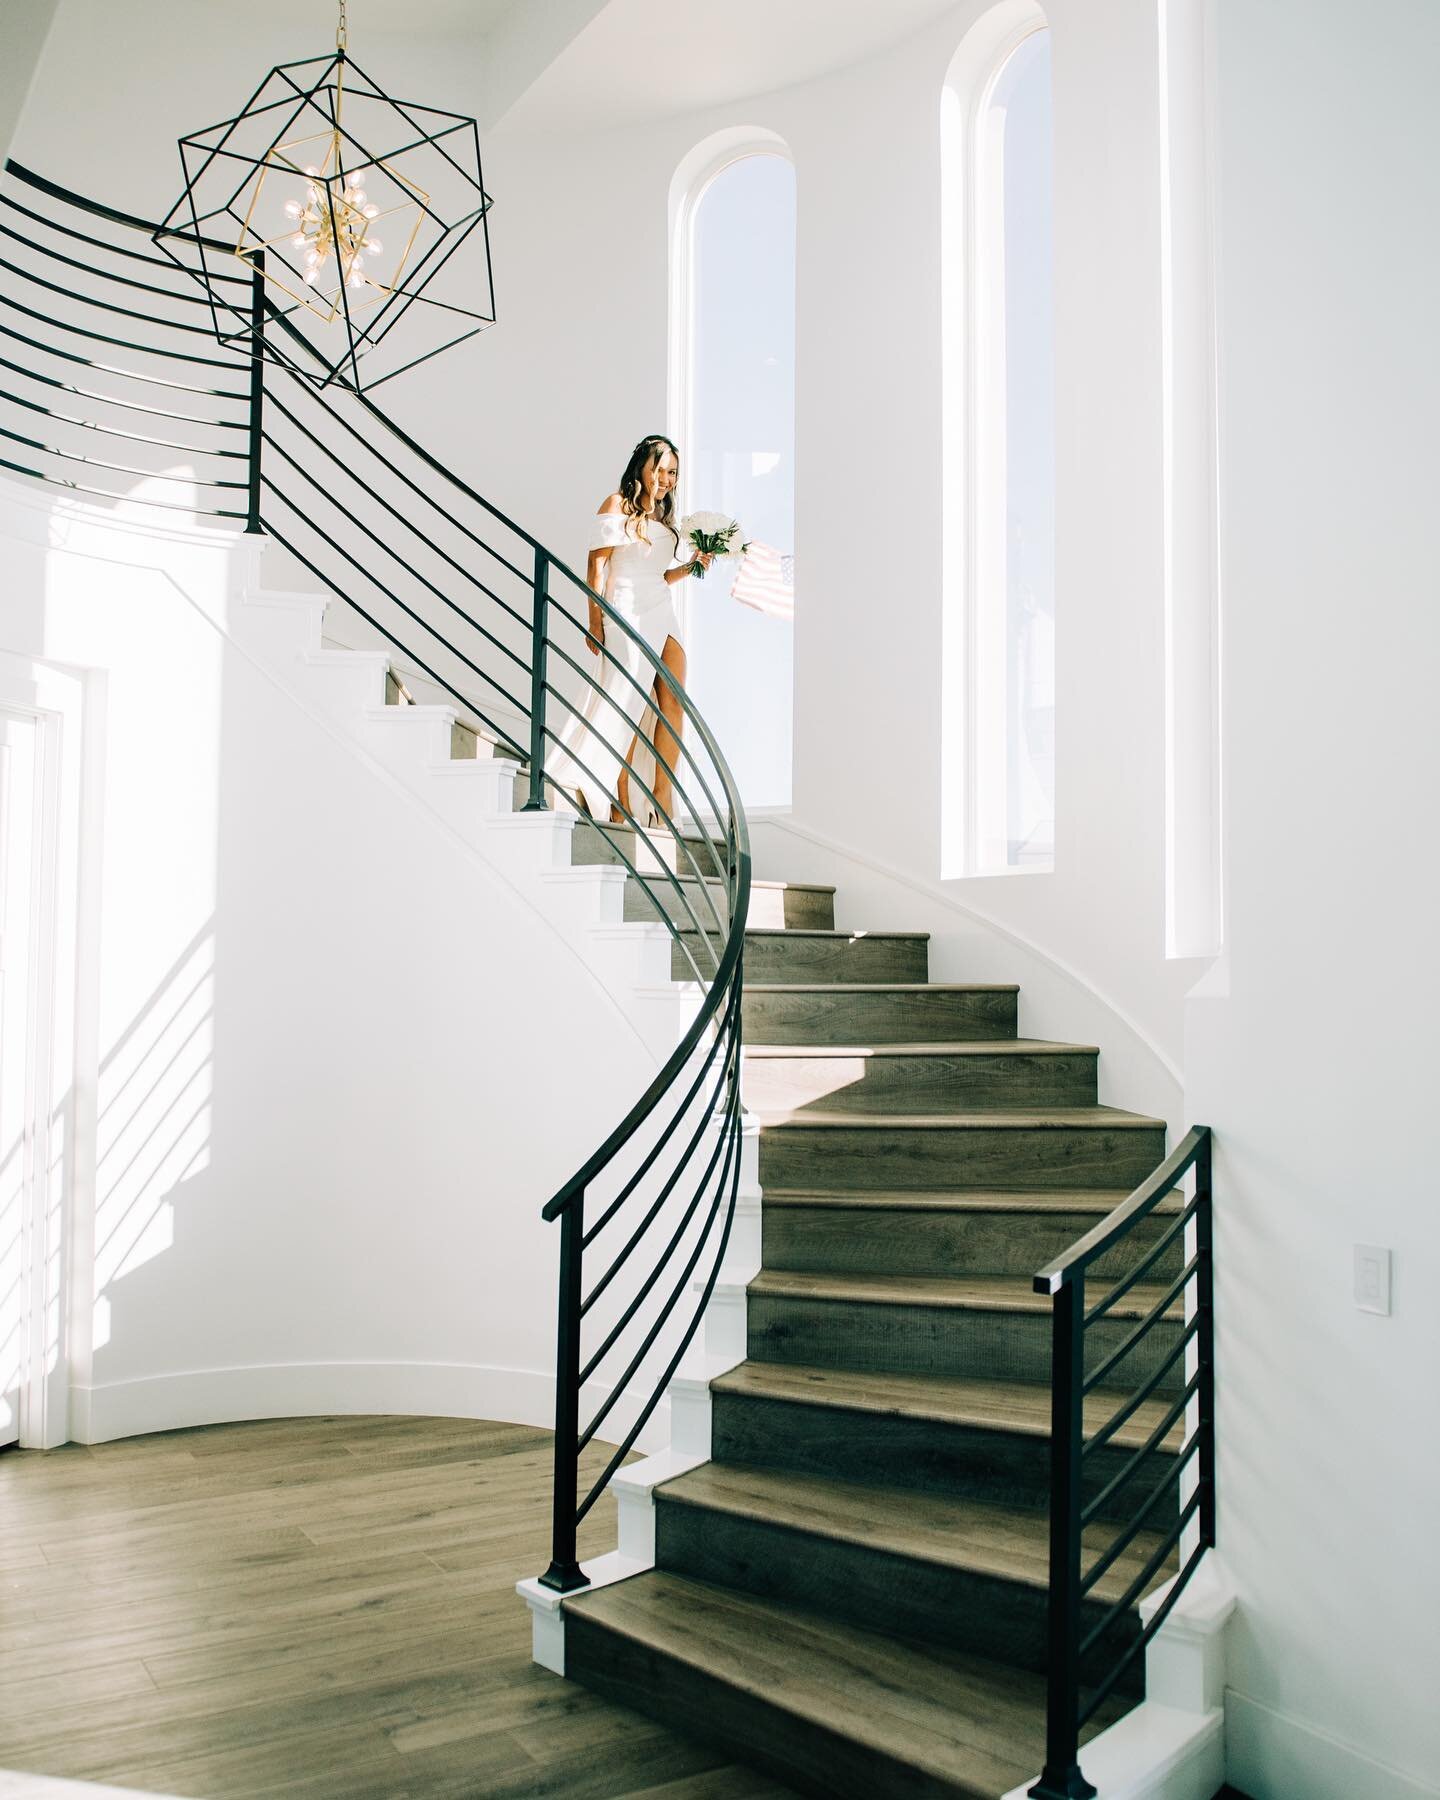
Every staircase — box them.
[550,880,1187,1799]
[0,156,1221,1800]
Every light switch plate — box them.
[1353,1244,1392,1316]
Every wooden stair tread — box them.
[679,926,930,941]
[747,980,1018,994]
[756,1105,1166,1130]
[760,1186,1179,1212]
[749,1267,1182,1320]
[712,1360,1184,1454]
[660,1462,1172,1604]
[662,875,835,893]
[745,1038,1099,1059]
[566,1569,1084,1794]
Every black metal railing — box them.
[1029,1125,1215,1800]
[0,159,752,1593]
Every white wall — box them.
[0,478,657,1447]
[1189,2,1440,1793]
[444,0,1198,1102]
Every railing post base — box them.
[537,1560,591,1595]
[1028,1765,1098,1800]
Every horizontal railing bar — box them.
[1078,1538,1210,1728]
[572,1072,741,1454]
[582,994,740,1250]
[0,421,244,487]
[1078,1488,1202,1659]
[263,384,532,633]
[0,252,230,337]
[1081,1370,1201,1530]
[257,514,529,757]
[255,314,537,585]
[1036,1127,1209,1295]
[0,289,248,369]
[576,1090,737,1435]
[537,720,725,953]
[577,1027,740,1339]
[546,617,731,844]
[3,159,245,262]
[1086,1196,1200,1327]
[525,761,713,984]
[549,557,735,830]
[0,320,249,401]
[581,999,741,1294]
[0,384,247,459]
[1083,1253,1199,1397]
[1081,1432,1200,1596]
[540,666,729,936]
[259,429,530,674]
[0,451,245,516]
[574,1092,742,1526]
[0,184,248,284]
[0,217,223,307]
[0,351,248,429]
[1083,1316,1201,1460]
[541,855,748,1224]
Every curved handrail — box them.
[0,157,753,1596]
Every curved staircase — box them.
[544,880,1196,1799]
[0,157,1222,1800]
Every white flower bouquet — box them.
[679,511,748,579]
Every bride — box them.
[548,434,711,827]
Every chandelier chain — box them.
[337,0,348,53]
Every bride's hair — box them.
[617,434,680,547]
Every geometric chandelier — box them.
[154,1,495,394]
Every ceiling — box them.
[192,0,526,39]
[501,0,964,132]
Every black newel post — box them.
[1030,1276,1097,1800]
[539,1190,589,1593]
[244,254,265,536]
[523,546,550,809]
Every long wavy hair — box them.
[617,434,680,547]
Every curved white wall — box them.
[0,479,658,1446]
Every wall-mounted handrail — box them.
[0,156,752,1605]
[1029,1125,1215,1800]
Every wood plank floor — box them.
[0,1417,796,1799]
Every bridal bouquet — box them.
[679,511,748,579]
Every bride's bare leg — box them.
[653,635,687,822]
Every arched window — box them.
[942,11,1055,874]
[672,141,795,810]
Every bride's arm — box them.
[664,549,713,584]
[584,495,625,654]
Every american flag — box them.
[730,541,794,620]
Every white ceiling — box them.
[208,0,525,40]
[501,0,964,131]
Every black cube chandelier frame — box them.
[154,12,494,395]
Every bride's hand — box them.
[693,552,714,574]
[587,605,604,655]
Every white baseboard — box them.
[68,1359,670,1453]
[1225,1691,1439,1800]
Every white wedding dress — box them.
[546,510,684,825]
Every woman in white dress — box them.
[548,434,711,826]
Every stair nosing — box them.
[747,981,1018,993]
[756,1106,1166,1131]
[566,1571,1057,1791]
[747,1268,1183,1319]
[656,1463,1171,1604]
[711,1360,1185,1452]
[744,1038,1100,1058]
